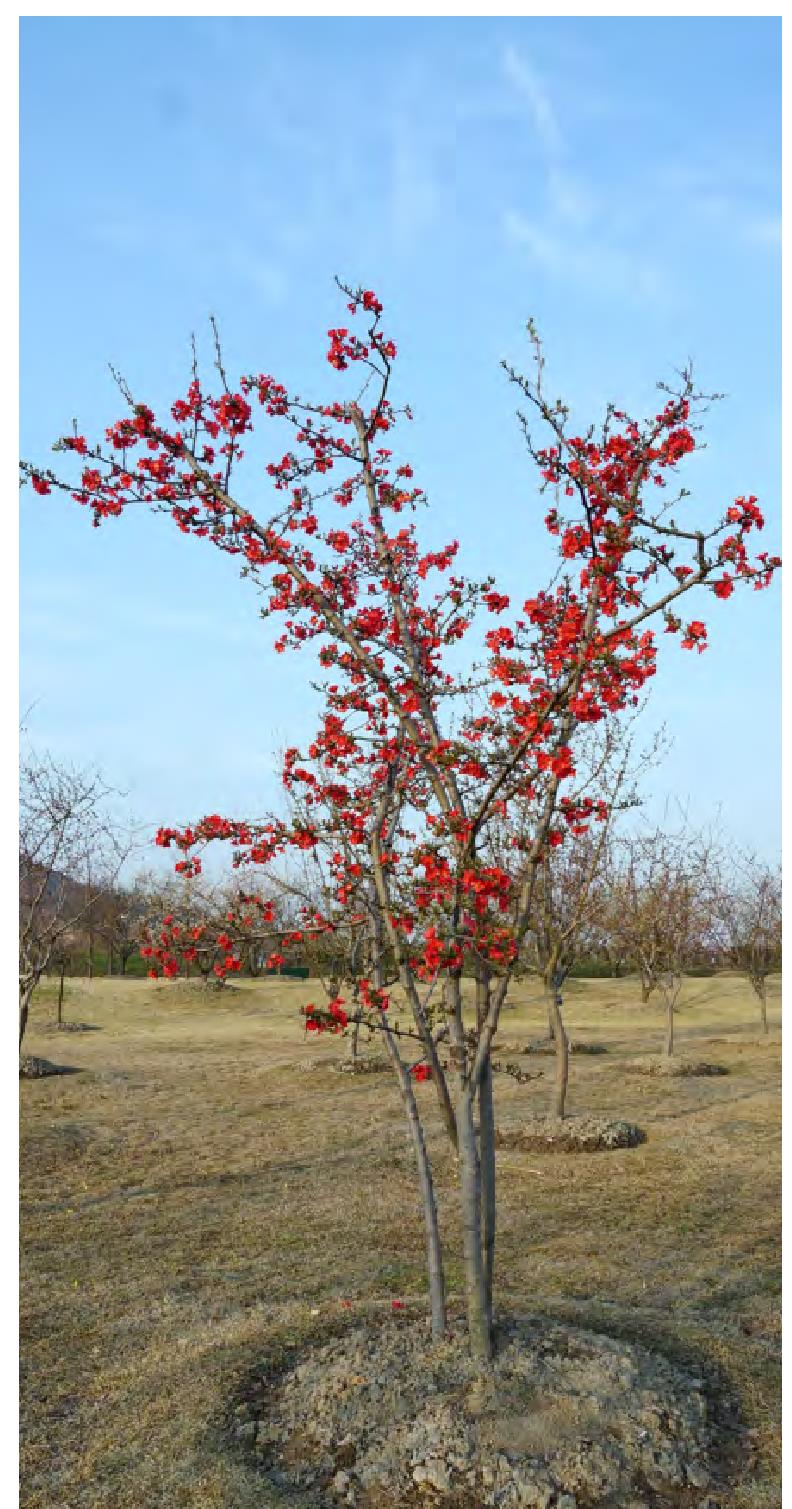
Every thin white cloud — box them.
[502,209,667,305]
[501,43,564,159]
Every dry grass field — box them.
[20,972,780,1509]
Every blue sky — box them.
[20,17,781,866]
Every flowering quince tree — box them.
[21,281,780,1360]
[140,889,288,983]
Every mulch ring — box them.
[229,1309,735,1508]
[630,1057,729,1079]
[19,1055,79,1079]
[496,1114,646,1154]
[333,1058,392,1076]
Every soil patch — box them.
[19,1055,79,1079]
[234,1312,724,1507]
[631,1058,729,1079]
[334,1058,391,1076]
[496,1115,645,1154]
[522,1039,608,1057]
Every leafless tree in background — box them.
[605,823,715,1057]
[715,855,781,1033]
[19,746,133,1049]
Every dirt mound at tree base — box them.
[631,1058,729,1079]
[496,1115,645,1153]
[234,1313,726,1508]
[333,1058,391,1076]
[19,1055,74,1078]
[521,1039,608,1057]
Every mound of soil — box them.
[55,1021,100,1034]
[496,1115,645,1154]
[334,1058,391,1076]
[631,1058,729,1079]
[19,1055,73,1079]
[235,1313,721,1507]
[522,1040,608,1057]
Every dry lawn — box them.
[20,972,780,1508]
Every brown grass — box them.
[20,972,780,1508]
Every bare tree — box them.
[715,855,781,1033]
[606,824,715,1057]
[19,747,132,1049]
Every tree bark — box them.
[380,1019,446,1339]
[19,990,32,1050]
[348,1011,361,1064]
[664,996,674,1056]
[57,962,66,1026]
[548,983,570,1119]
[457,1085,492,1360]
[757,981,769,1034]
[476,972,496,1338]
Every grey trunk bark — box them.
[380,1022,446,1339]
[57,963,66,1026]
[348,1012,361,1063]
[476,972,496,1336]
[457,1086,492,1360]
[19,988,33,1049]
[548,987,569,1119]
[664,997,674,1056]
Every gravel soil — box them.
[234,1311,727,1508]
[630,1058,729,1079]
[496,1115,645,1153]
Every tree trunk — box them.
[19,989,32,1050]
[757,981,768,1035]
[545,988,557,1042]
[87,931,94,980]
[548,984,569,1119]
[664,996,674,1056]
[348,1011,361,1064]
[641,972,653,1003]
[380,1020,446,1339]
[457,1085,492,1360]
[57,962,66,1026]
[476,972,495,1338]
[106,942,113,977]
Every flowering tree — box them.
[21,282,779,1358]
[140,885,285,983]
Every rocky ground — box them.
[630,1058,729,1079]
[495,1115,645,1153]
[234,1312,729,1508]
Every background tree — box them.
[715,855,781,1033]
[606,825,715,1057]
[19,746,132,1048]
